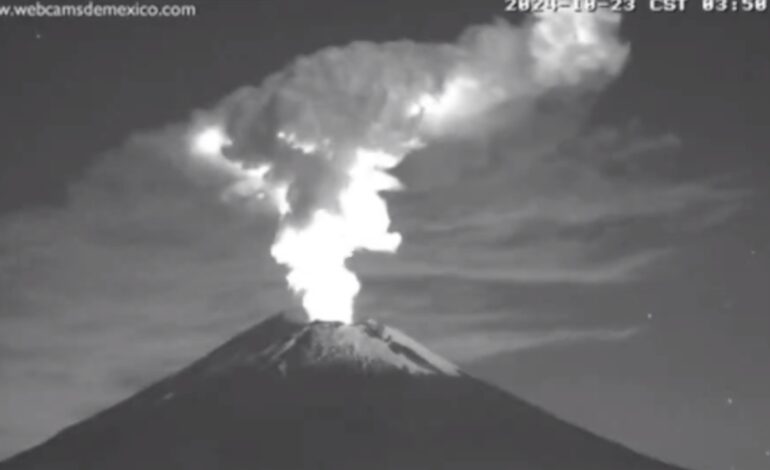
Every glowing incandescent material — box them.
[270,147,404,322]
[188,126,289,215]
[409,77,481,124]
[191,126,231,156]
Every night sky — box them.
[1,2,769,470]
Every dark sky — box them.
[1,1,769,470]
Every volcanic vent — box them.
[1,311,686,470]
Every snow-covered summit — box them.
[197,311,461,377]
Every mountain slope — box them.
[0,311,687,470]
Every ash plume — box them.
[182,10,629,322]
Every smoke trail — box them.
[183,10,629,323]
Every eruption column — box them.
[185,10,629,324]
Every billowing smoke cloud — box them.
[180,10,629,322]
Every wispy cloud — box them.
[357,124,745,285]
[425,326,642,363]
[0,131,296,457]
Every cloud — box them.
[425,327,642,363]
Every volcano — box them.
[1,311,685,470]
